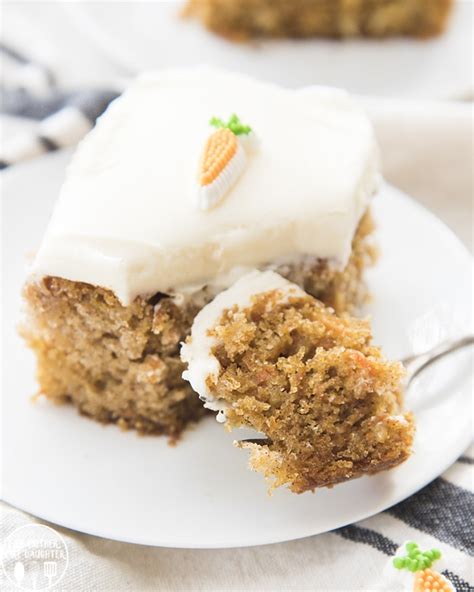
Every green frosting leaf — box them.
[393,542,442,573]
[210,113,252,136]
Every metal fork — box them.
[401,335,474,387]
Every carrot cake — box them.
[22,67,379,437]
[184,0,453,40]
[181,270,414,492]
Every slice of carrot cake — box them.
[181,270,414,492]
[184,0,453,40]
[22,67,379,437]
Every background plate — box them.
[1,151,472,548]
[64,0,472,98]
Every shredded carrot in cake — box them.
[199,128,237,186]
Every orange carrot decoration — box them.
[413,568,453,592]
[194,114,253,211]
[199,128,238,187]
[392,542,454,592]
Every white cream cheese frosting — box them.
[32,67,379,304]
[181,270,305,421]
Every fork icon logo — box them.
[1,524,68,590]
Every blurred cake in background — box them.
[184,0,453,40]
[22,67,379,438]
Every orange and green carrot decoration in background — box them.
[209,114,252,136]
[393,542,454,592]
[195,114,253,211]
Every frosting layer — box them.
[33,67,379,303]
[181,270,303,420]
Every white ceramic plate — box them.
[63,1,472,99]
[1,151,472,548]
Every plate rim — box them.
[2,429,472,550]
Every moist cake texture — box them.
[182,271,414,492]
[23,67,380,436]
[22,213,374,436]
[22,279,207,437]
[184,0,453,40]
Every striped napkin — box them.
[0,43,119,169]
[1,43,472,592]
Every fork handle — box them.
[402,335,474,385]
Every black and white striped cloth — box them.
[334,447,474,590]
[0,42,119,169]
[1,43,472,592]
